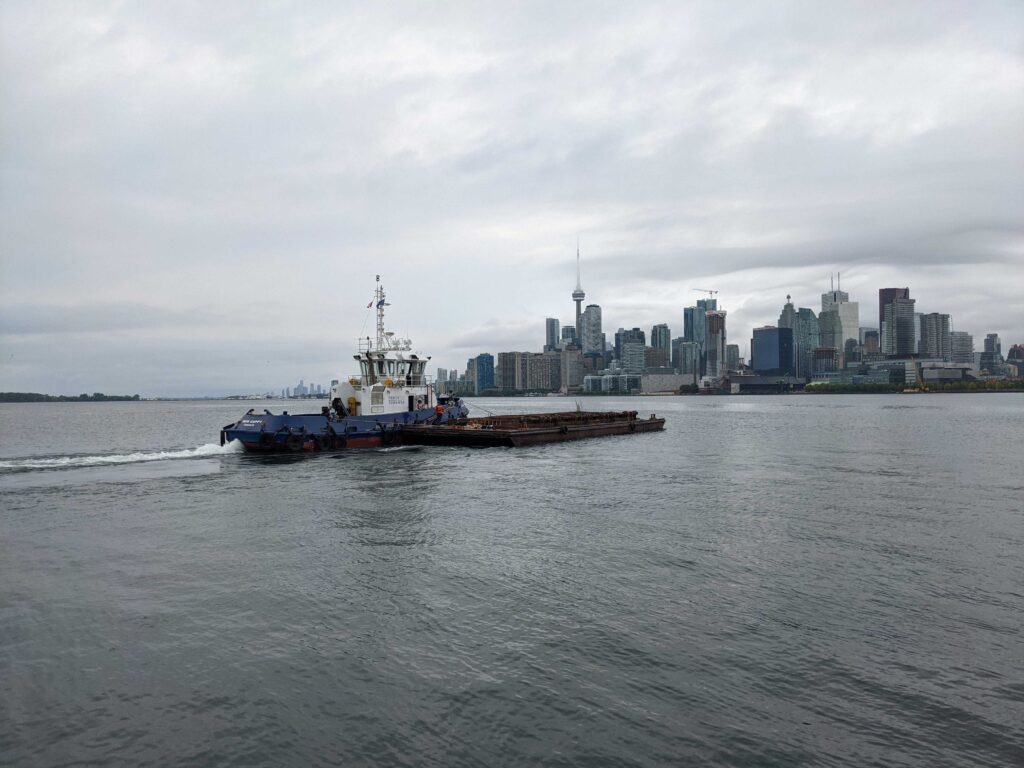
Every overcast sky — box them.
[2,1,1022,396]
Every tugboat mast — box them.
[375,274,388,351]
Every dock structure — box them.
[400,410,665,448]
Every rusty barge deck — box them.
[400,410,665,447]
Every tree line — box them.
[0,392,142,402]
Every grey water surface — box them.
[1,395,1022,767]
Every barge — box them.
[400,410,665,447]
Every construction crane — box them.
[692,288,719,298]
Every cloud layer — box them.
[2,1,1022,395]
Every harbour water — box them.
[1,395,1022,766]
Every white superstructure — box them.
[328,276,436,417]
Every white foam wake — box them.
[0,440,244,471]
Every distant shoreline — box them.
[0,392,140,403]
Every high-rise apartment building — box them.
[919,313,951,359]
[528,351,561,391]
[473,353,494,395]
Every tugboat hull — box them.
[220,407,443,453]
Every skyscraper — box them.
[778,295,798,373]
[882,294,916,357]
[794,308,819,379]
[820,279,859,366]
[684,298,717,375]
[544,318,560,352]
[581,304,603,356]
[473,353,494,395]
[705,310,727,378]
[879,287,910,353]
[672,339,700,381]
[651,323,671,353]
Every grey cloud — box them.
[1,1,1022,394]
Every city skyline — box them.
[1,2,1021,396]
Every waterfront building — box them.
[473,353,494,395]
[641,371,692,393]
[919,313,951,360]
[544,318,560,352]
[705,310,727,378]
[751,326,795,376]
[950,331,974,365]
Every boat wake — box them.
[0,441,244,472]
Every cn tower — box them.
[572,241,585,344]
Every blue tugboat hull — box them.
[220,407,450,453]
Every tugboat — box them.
[220,276,468,452]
